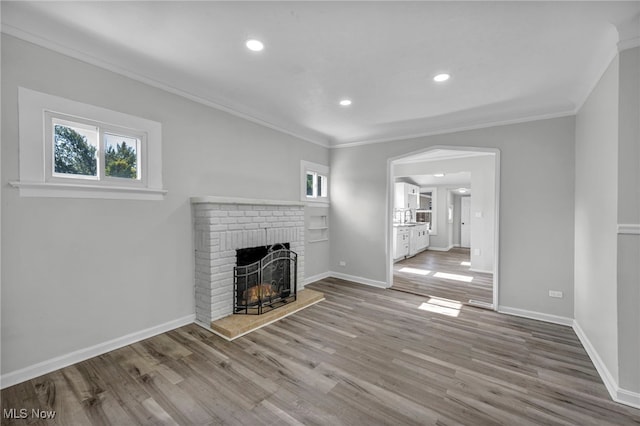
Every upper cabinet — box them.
[394,182,419,210]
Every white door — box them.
[461,196,471,248]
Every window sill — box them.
[9,180,167,200]
[305,199,330,208]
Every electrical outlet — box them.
[549,290,563,298]
[339,261,346,267]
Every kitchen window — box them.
[12,87,166,200]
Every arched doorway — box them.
[386,146,500,310]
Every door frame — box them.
[386,145,501,310]
[461,195,471,248]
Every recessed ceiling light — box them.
[433,73,450,83]
[339,99,352,106]
[458,188,468,193]
[434,173,445,177]
[246,39,264,52]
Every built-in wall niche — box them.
[308,214,328,243]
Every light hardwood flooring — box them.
[393,247,494,307]
[2,278,639,425]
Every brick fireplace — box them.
[191,197,305,325]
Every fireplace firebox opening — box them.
[234,243,297,315]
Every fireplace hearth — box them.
[234,243,297,315]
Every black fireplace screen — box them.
[234,244,297,315]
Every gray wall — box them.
[575,46,640,396]
[616,47,640,394]
[330,116,575,317]
[1,35,330,375]
[574,54,620,383]
[453,195,464,246]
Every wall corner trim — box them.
[573,320,640,410]
[497,306,574,326]
[0,314,196,390]
[617,224,640,235]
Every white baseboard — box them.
[497,305,574,326]
[470,268,493,274]
[328,271,389,289]
[426,246,453,252]
[573,320,640,410]
[0,314,196,389]
[303,271,332,286]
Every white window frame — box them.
[420,187,438,235]
[11,87,166,200]
[300,160,329,205]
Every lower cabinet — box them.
[393,227,410,261]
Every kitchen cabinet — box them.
[394,183,419,210]
[410,224,429,255]
[393,227,410,261]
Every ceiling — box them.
[2,1,639,148]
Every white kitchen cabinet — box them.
[394,183,419,210]
[413,224,429,252]
[393,227,410,261]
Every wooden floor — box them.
[393,248,494,307]
[2,279,639,425]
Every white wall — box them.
[574,55,620,385]
[330,116,575,318]
[574,45,640,403]
[1,35,330,377]
[615,46,640,396]
[394,155,496,272]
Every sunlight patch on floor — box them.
[418,297,462,317]
[433,272,474,282]
[460,261,471,266]
[399,267,431,276]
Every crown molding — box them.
[330,109,576,149]
[0,25,332,149]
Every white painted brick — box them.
[194,201,306,324]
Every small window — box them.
[46,113,145,186]
[53,119,99,178]
[13,87,165,200]
[306,171,328,199]
[104,133,140,180]
[300,160,329,204]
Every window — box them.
[300,161,329,204]
[306,171,327,198]
[12,87,165,200]
[419,188,437,235]
[46,113,144,184]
